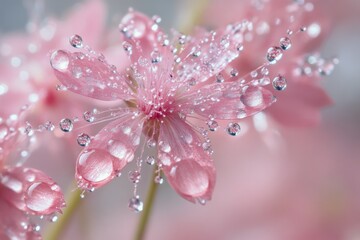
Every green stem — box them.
[44,185,83,240]
[134,170,159,240]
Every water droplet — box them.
[128,196,143,212]
[69,34,83,48]
[122,41,133,55]
[236,44,244,51]
[178,34,187,45]
[151,50,162,63]
[59,118,73,132]
[188,78,197,86]
[216,73,224,83]
[226,123,241,136]
[272,75,287,91]
[207,120,219,131]
[0,125,8,140]
[50,50,69,72]
[154,175,164,184]
[266,46,283,64]
[43,121,55,131]
[77,133,91,147]
[129,170,141,183]
[147,139,156,148]
[159,141,171,153]
[83,111,95,123]
[192,48,201,57]
[146,156,155,165]
[230,69,238,77]
[279,37,292,50]
[261,67,269,76]
[71,66,82,79]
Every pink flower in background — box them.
[50,10,283,206]
[204,0,334,126]
[0,0,107,123]
[0,113,65,239]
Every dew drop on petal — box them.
[25,182,61,214]
[77,150,115,184]
[216,73,224,83]
[128,196,143,212]
[230,69,239,77]
[272,75,287,91]
[279,37,292,50]
[83,111,95,123]
[146,156,155,165]
[266,46,283,64]
[69,34,83,48]
[50,50,69,72]
[77,133,91,147]
[226,123,241,136]
[43,121,55,131]
[59,118,73,132]
[207,120,219,131]
[147,139,156,148]
[170,160,210,197]
[151,50,162,63]
[241,86,264,107]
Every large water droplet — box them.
[170,160,210,196]
[77,133,91,147]
[59,118,73,132]
[272,75,287,91]
[266,46,283,64]
[77,149,115,184]
[128,196,143,212]
[241,86,264,107]
[50,50,69,72]
[226,123,241,136]
[69,34,83,48]
[25,182,59,214]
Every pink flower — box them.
[0,113,65,239]
[204,0,334,126]
[50,10,281,206]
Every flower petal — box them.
[158,115,215,203]
[76,112,143,190]
[0,197,41,240]
[176,22,249,83]
[178,82,275,120]
[0,167,65,216]
[119,10,174,74]
[51,49,132,101]
[269,80,332,126]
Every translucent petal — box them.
[51,49,132,101]
[158,115,215,202]
[76,112,143,190]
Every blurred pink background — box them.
[1,0,360,239]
